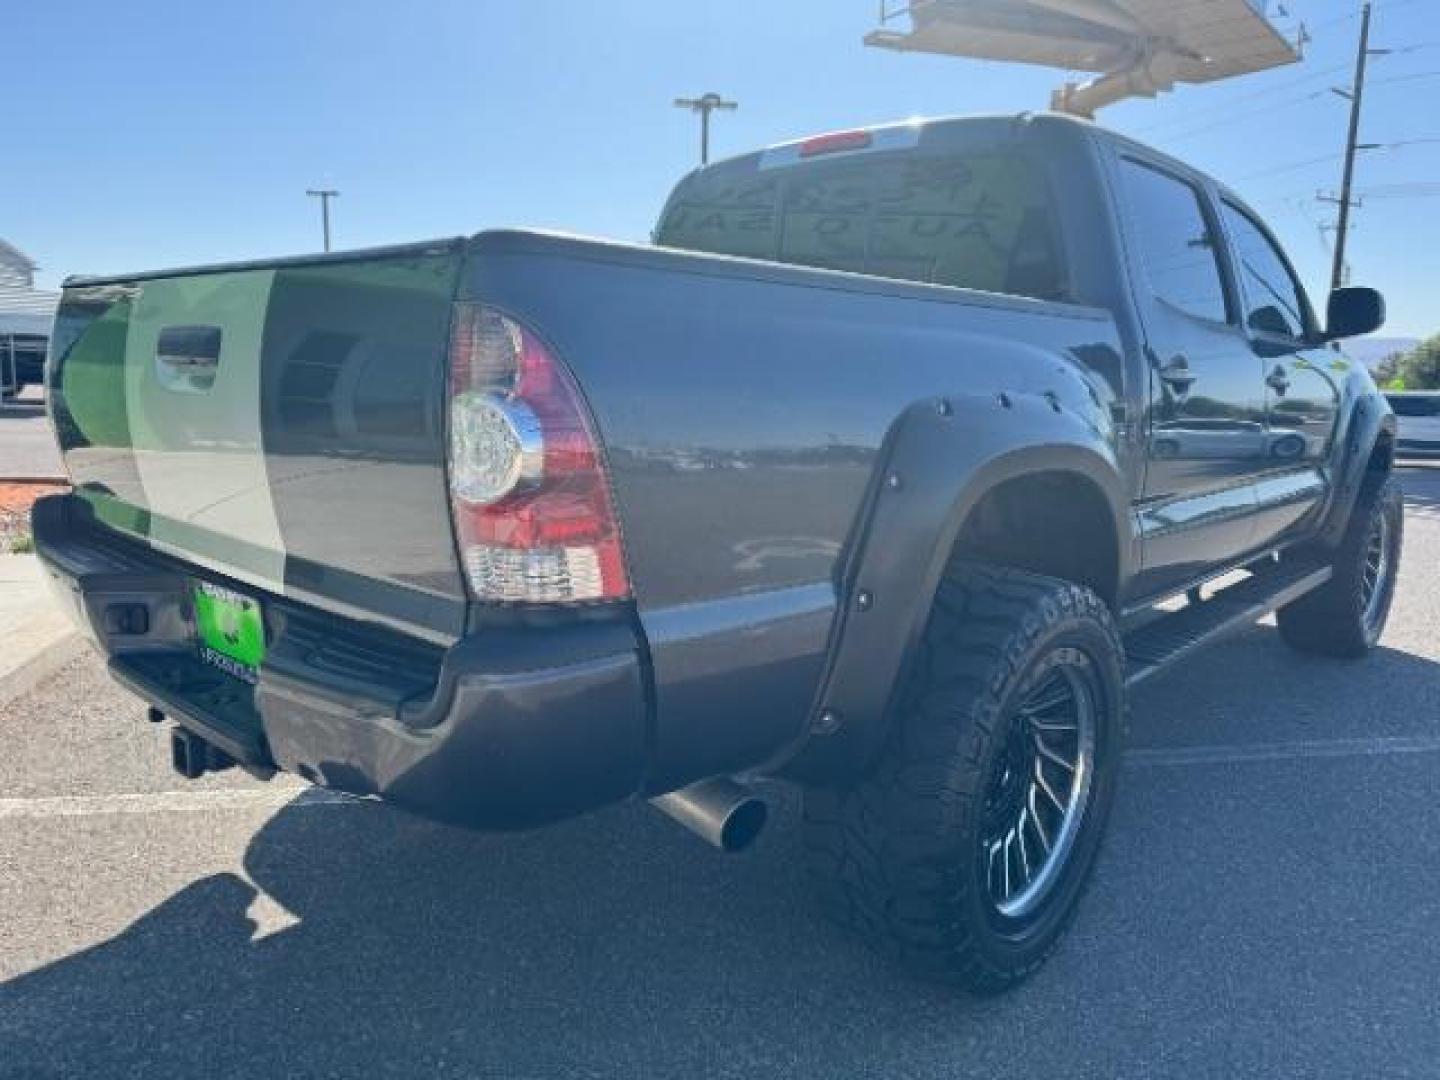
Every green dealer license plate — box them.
[193,581,266,683]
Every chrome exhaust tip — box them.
[650,777,768,853]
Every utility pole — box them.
[306,188,340,252]
[1329,2,1383,291]
[673,93,738,165]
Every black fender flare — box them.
[1316,387,1397,548]
[775,390,1129,783]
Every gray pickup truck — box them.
[36,113,1401,992]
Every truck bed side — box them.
[463,229,1127,789]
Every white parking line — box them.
[1127,735,1440,768]
[0,786,355,820]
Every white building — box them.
[0,239,59,334]
[0,239,60,394]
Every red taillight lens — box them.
[799,129,873,157]
[447,304,630,603]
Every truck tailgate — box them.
[48,241,469,643]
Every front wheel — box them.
[804,565,1125,993]
[1277,475,1403,658]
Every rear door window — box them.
[658,152,1067,301]
[1117,158,1230,324]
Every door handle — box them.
[1156,354,1197,391]
[1265,365,1290,395]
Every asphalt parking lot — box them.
[3,467,1440,1079]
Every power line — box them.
[1357,182,1440,198]
[1124,3,1431,146]
[1294,4,1360,36]
[1241,152,1345,181]
[1151,85,1337,146]
[1157,68,1440,148]
[1386,41,1440,54]
[1293,0,1423,29]
[1147,71,1361,147]
[1132,63,1350,138]
[1237,136,1440,183]
[1367,68,1440,88]
[1286,0,1423,40]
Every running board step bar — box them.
[1124,563,1332,686]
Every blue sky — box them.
[9,0,1436,336]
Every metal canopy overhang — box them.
[867,0,1301,115]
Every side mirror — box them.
[1248,305,1294,338]
[1325,286,1386,341]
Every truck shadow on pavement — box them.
[0,783,942,1078]
[5,629,1440,1078]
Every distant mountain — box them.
[1344,336,1419,371]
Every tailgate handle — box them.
[155,325,222,393]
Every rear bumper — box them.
[33,493,650,829]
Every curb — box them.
[0,630,90,709]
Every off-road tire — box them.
[1277,474,1402,658]
[804,564,1125,993]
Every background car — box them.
[1384,392,1440,458]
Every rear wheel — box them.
[1277,475,1402,657]
[804,564,1125,992]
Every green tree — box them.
[1373,350,1405,388]
[1398,334,1440,390]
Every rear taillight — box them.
[446,304,630,603]
[799,129,873,157]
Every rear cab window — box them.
[655,140,1069,303]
